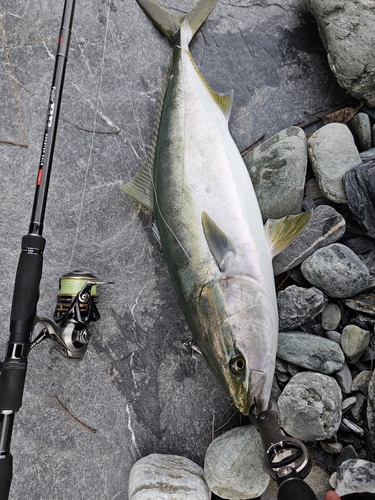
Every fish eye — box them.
[230,355,246,374]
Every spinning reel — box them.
[31,270,110,359]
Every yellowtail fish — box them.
[122,0,310,414]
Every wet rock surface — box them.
[304,0,375,106]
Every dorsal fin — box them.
[136,0,218,45]
[202,211,236,271]
[264,211,312,258]
[121,49,174,211]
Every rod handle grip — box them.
[0,360,27,411]
[0,454,13,500]
[9,234,45,342]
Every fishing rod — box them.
[0,1,109,498]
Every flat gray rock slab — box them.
[0,0,346,498]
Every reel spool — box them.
[54,270,100,325]
[31,270,111,359]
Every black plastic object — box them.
[342,494,375,500]
[10,235,45,342]
[0,455,13,500]
[278,476,317,500]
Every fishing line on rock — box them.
[68,0,112,270]
[108,12,192,262]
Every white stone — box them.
[278,372,342,441]
[129,454,211,500]
[204,425,269,499]
[335,459,375,496]
[307,123,361,203]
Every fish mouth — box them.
[229,369,268,416]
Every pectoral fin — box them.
[202,211,236,271]
[264,211,312,258]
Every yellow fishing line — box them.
[59,277,97,296]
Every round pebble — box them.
[128,454,211,500]
[340,324,370,364]
[325,330,342,344]
[278,372,342,441]
[277,285,328,330]
[351,112,372,151]
[307,123,361,203]
[243,126,307,220]
[321,303,341,330]
[301,243,371,298]
[335,361,353,395]
[204,425,269,499]
[305,178,325,200]
[321,441,343,454]
[334,459,375,496]
[342,397,357,413]
[277,331,344,374]
[351,370,372,394]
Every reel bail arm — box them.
[249,401,317,500]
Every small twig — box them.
[215,407,239,433]
[295,116,322,129]
[214,402,239,435]
[240,134,265,157]
[0,139,28,148]
[211,414,215,442]
[276,273,291,292]
[53,395,98,434]
[61,117,121,135]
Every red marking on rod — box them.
[37,169,43,186]
[59,36,63,46]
